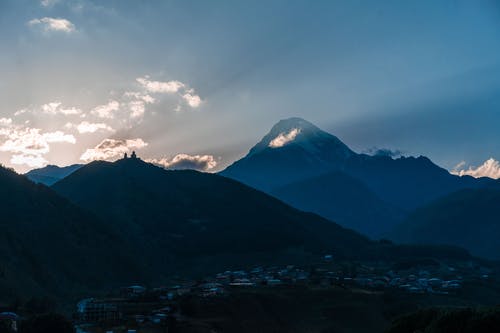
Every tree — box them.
[19,313,74,333]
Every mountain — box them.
[52,156,470,273]
[221,117,355,192]
[220,118,500,237]
[25,164,83,186]
[271,171,405,237]
[51,156,375,269]
[336,154,497,211]
[0,165,141,300]
[0,158,471,301]
[389,188,500,260]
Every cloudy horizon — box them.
[1,0,500,178]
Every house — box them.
[76,299,120,324]
[229,278,254,287]
[266,279,282,286]
[121,285,147,297]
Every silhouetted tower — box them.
[131,151,137,159]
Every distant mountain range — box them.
[25,164,83,186]
[0,152,473,300]
[220,118,500,238]
[50,156,470,264]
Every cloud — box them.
[0,127,76,168]
[65,121,114,134]
[451,158,500,179]
[136,76,202,109]
[40,0,60,7]
[42,131,76,144]
[80,138,148,162]
[10,154,48,168]
[365,147,403,158]
[28,17,76,33]
[182,89,202,108]
[14,109,29,117]
[0,128,75,155]
[0,118,12,126]
[122,92,156,120]
[269,128,301,148]
[41,101,81,115]
[128,100,146,119]
[147,154,217,172]
[124,91,155,104]
[137,76,185,93]
[91,100,120,119]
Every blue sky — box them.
[1,0,499,175]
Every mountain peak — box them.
[269,117,318,133]
[220,118,356,191]
[248,117,354,158]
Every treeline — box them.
[387,307,500,333]
[1,313,73,333]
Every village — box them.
[70,255,496,333]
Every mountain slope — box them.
[52,157,472,269]
[25,164,83,186]
[52,157,378,270]
[220,118,500,237]
[271,171,405,237]
[0,165,141,300]
[389,189,500,259]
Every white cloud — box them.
[137,76,185,93]
[65,121,114,134]
[1,128,49,155]
[14,109,28,117]
[122,91,156,119]
[129,100,146,119]
[91,100,120,119]
[0,127,75,167]
[41,101,81,115]
[136,76,202,109]
[451,158,500,179]
[43,131,76,144]
[41,102,61,113]
[80,138,148,162]
[0,118,12,126]
[28,17,76,33]
[58,107,80,115]
[269,128,301,148]
[40,0,60,7]
[124,91,156,104]
[10,154,48,168]
[182,90,202,108]
[147,154,217,172]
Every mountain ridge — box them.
[220,117,500,237]
[25,164,83,186]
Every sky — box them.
[1,0,500,176]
